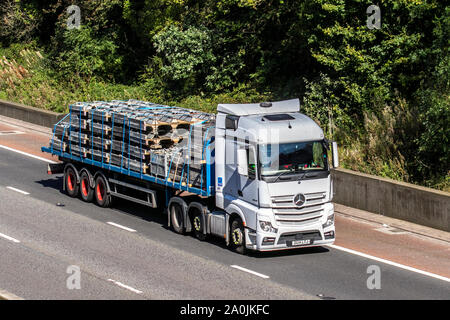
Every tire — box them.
[79,171,94,202]
[191,209,207,241]
[65,166,79,197]
[170,203,185,234]
[230,218,246,254]
[94,175,112,207]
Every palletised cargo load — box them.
[47,100,215,195]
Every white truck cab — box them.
[214,99,336,251]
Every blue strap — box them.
[50,113,69,153]
[121,117,126,168]
[200,126,213,191]
[139,120,142,178]
[101,112,104,166]
[128,118,131,175]
[91,110,94,161]
[68,106,72,154]
[109,112,115,162]
[79,106,82,162]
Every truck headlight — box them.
[259,221,278,233]
[322,213,334,228]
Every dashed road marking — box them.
[230,265,270,279]
[6,186,30,195]
[106,222,137,233]
[0,232,21,243]
[107,279,143,294]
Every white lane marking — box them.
[0,131,25,136]
[0,144,56,164]
[106,222,137,233]
[107,279,143,294]
[6,186,30,195]
[0,232,21,243]
[230,265,270,279]
[328,244,450,283]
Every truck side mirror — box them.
[237,148,248,176]
[332,141,339,168]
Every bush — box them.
[51,26,122,83]
[151,25,216,95]
[338,98,419,182]
[302,73,353,139]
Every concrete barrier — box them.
[0,99,64,128]
[332,168,450,232]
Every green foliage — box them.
[302,73,353,138]
[0,0,39,46]
[338,98,419,182]
[152,25,215,94]
[0,0,448,191]
[415,54,450,189]
[52,26,122,82]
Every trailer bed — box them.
[41,100,215,197]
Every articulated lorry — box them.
[42,98,338,253]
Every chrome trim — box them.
[271,191,327,226]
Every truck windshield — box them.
[259,141,328,176]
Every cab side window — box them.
[247,146,256,180]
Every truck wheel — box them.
[65,167,79,197]
[170,203,185,234]
[80,171,94,202]
[230,218,246,254]
[94,175,111,208]
[191,209,207,241]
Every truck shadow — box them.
[246,246,330,258]
[35,176,64,194]
[111,198,167,225]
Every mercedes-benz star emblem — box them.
[293,193,306,207]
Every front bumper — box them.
[247,228,335,251]
[246,203,336,251]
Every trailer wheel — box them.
[191,209,207,241]
[80,171,94,202]
[65,166,79,198]
[170,203,185,234]
[94,175,111,208]
[230,218,246,254]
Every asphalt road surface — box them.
[0,124,449,300]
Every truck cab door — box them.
[238,143,259,206]
[223,127,259,207]
[223,133,239,199]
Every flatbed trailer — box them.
[42,99,338,253]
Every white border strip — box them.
[6,186,30,195]
[0,232,21,243]
[106,222,137,233]
[107,279,143,294]
[0,144,56,164]
[230,265,270,279]
[328,244,450,283]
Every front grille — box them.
[278,231,322,245]
[271,192,327,226]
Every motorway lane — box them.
[0,147,449,299]
[0,149,314,300]
[0,239,143,300]
[0,187,312,300]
